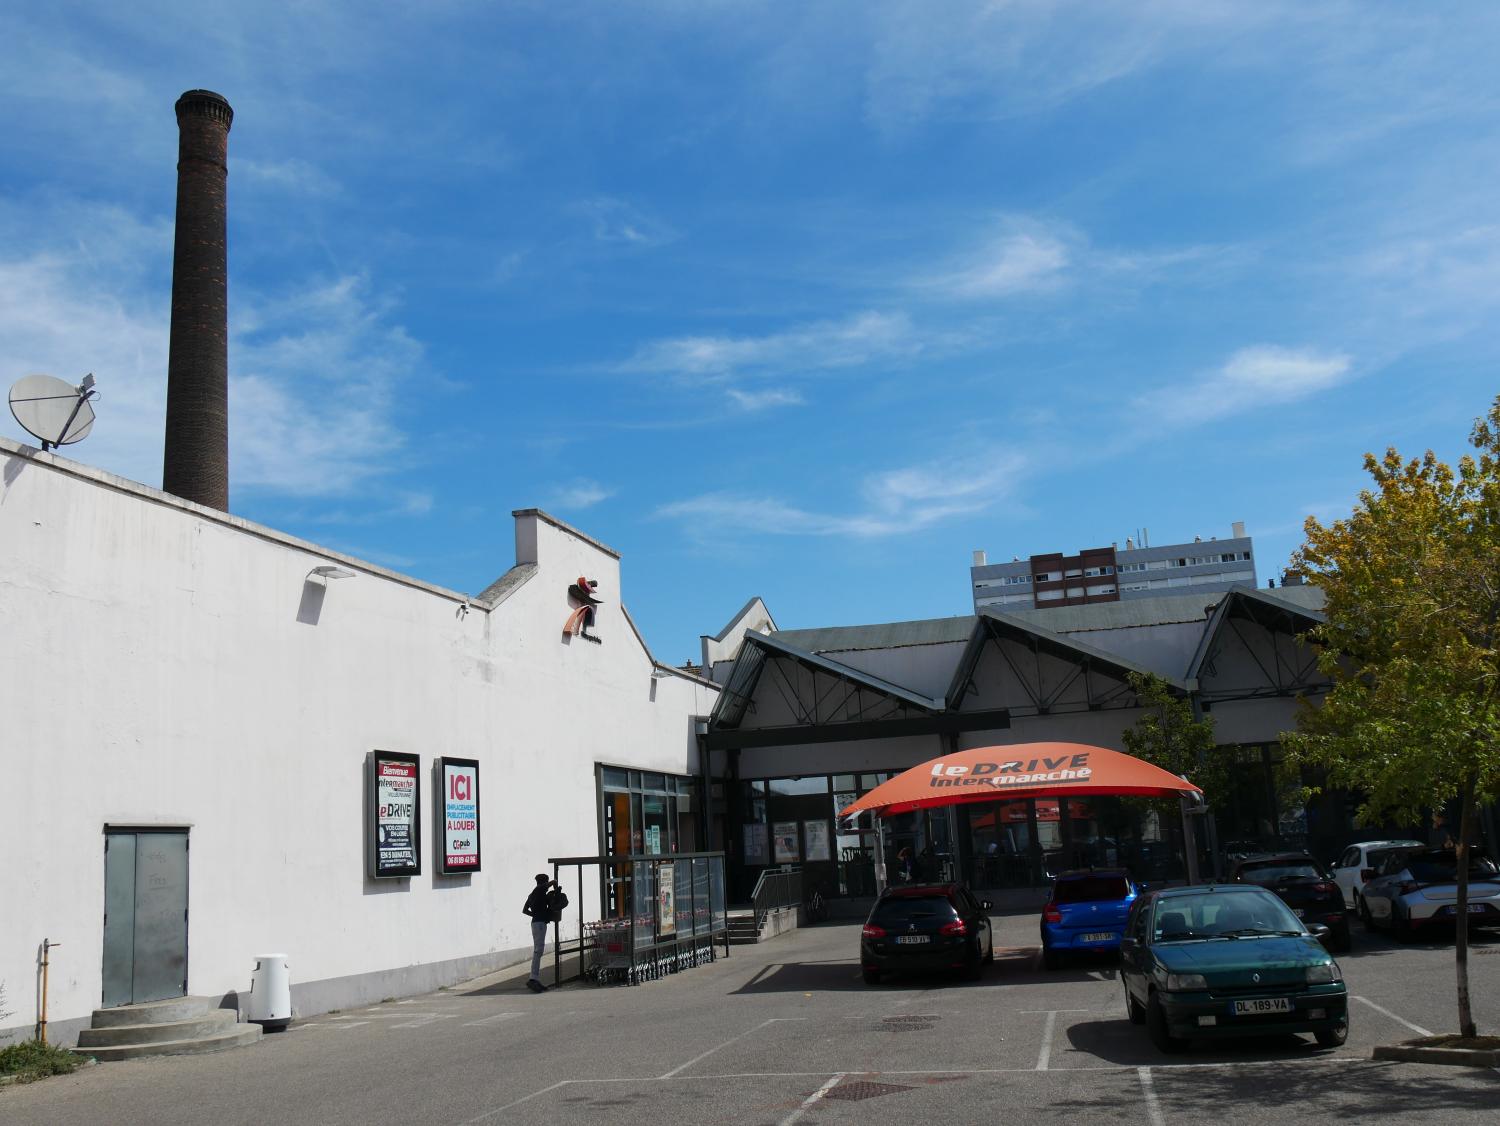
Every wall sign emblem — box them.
[563,576,603,643]
[438,757,481,874]
[369,750,421,879]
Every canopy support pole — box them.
[874,816,888,894]
[1179,794,1201,885]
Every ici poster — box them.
[439,757,481,875]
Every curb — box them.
[1373,1044,1500,1068]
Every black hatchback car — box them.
[860,883,994,984]
[1229,853,1351,952]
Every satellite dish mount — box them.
[8,374,98,451]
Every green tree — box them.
[1286,395,1500,1039]
[1121,672,1223,877]
[1122,672,1224,795]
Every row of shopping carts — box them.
[581,918,722,985]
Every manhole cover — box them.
[822,1080,914,1102]
[879,1014,938,1031]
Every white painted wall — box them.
[0,442,717,1042]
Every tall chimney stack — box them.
[163,89,233,510]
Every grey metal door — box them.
[102,830,189,1007]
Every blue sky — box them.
[3,2,1499,663]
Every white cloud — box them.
[726,387,804,411]
[656,451,1028,539]
[235,158,341,198]
[0,198,433,502]
[624,310,918,382]
[573,197,679,248]
[230,274,430,497]
[926,222,1074,299]
[1134,345,1354,429]
[548,479,615,510]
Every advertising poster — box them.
[803,820,831,862]
[439,757,481,874]
[658,862,676,936]
[370,751,421,878]
[646,825,662,855]
[743,823,768,865]
[773,820,800,863]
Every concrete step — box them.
[77,1010,237,1048]
[90,996,214,1028]
[75,1024,262,1062]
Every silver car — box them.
[1359,847,1500,941]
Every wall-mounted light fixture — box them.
[650,667,672,680]
[309,565,356,581]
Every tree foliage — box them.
[1285,394,1500,1037]
[1121,671,1223,799]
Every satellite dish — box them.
[8,373,97,451]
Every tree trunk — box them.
[1455,779,1477,1039]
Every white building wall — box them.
[0,442,717,1044]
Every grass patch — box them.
[0,1039,82,1083]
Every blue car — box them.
[1040,869,1138,968]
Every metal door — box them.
[102,830,189,1007]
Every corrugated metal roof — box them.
[1005,592,1219,634]
[1005,584,1326,634]
[769,585,1326,656]
[775,616,977,654]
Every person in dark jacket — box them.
[522,873,552,992]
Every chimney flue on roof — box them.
[163,89,233,511]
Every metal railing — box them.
[750,865,802,931]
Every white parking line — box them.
[392,1013,459,1029]
[299,1020,368,1031]
[1035,1011,1058,1070]
[463,1012,523,1027]
[658,1017,805,1079]
[1137,1067,1166,1126]
[1352,995,1433,1038]
[780,1073,845,1126]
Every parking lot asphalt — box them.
[4,908,1498,1126]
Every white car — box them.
[1328,840,1423,911]
[1358,847,1500,941]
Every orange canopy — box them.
[838,742,1200,820]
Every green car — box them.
[1120,884,1349,1053]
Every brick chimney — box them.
[162,89,233,510]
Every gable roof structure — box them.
[945,608,1188,713]
[1187,586,1327,693]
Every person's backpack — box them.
[545,886,569,921]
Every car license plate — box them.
[1441,904,1487,915]
[1232,998,1291,1016]
[1079,932,1117,943]
[895,935,929,945]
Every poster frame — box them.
[436,756,482,875]
[658,861,676,936]
[743,822,769,866]
[368,749,422,879]
[803,819,831,862]
[772,820,800,863]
